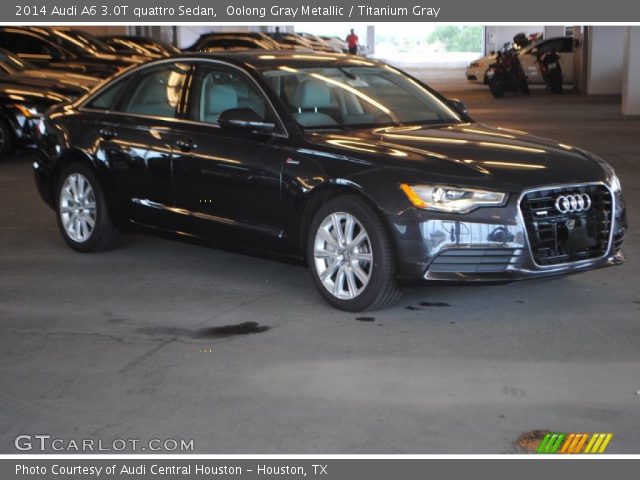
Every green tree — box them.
[427,26,483,52]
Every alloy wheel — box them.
[59,173,97,243]
[313,212,373,300]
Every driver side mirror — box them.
[447,98,469,116]
[218,108,275,133]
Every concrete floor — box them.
[1,78,639,454]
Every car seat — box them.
[293,79,337,127]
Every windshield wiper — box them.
[338,68,357,80]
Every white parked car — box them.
[467,37,574,84]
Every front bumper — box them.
[466,65,484,82]
[388,186,627,283]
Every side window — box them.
[228,40,257,50]
[116,63,188,118]
[193,65,271,124]
[203,39,224,50]
[0,32,33,54]
[85,80,127,110]
[23,36,59,55]
[0,32,15,50]
[1,32,60,56]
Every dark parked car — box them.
[193,36,276,52]
[267,32,317,50]
[100,35,180,58]
[33,52,627,311]
[0,48,98,159]
[0,27,145,78]
[186,33,281,52]
[0,81,78,159]
[0,48,99,92]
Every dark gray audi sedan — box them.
[33,51,627,311]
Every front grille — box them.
[613,231,625,251]
[520,184,613,266]
[429,248,522,273]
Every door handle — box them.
[99,128,117,140]
[175,138,197,152]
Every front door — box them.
[171,62,287,250]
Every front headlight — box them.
[400,184,507,213]
[610,173,622,194]
[588,153,622,194]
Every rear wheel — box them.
[55,163,122,252]
[307,195,400,311]
[550,70,563,93]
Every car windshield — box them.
[261,65,462,129]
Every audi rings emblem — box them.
[555,193,592,213]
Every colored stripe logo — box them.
[536,433,613,454]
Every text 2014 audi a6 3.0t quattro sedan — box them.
[33,52,627,311]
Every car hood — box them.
[0,81,72,104]
[303,123,607,191]
[0,74,86,98]
[470,54,496,65]
[21,69,99,91]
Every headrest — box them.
[233,81,249,98]
[295,80,332,109]
[139,77,168,102]
[206,84,238,114]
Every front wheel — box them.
[307,196,400,311]
[55,163,122,252]
[489,77,505,98]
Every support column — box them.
[622,27,640,116]
[586,26,625,95]
[572,26,587,93]
[544,26,565,39]
[366,25,375,55]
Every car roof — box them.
[169,50,382,70]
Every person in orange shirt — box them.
[346,29,359,55]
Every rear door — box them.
[90,61,189,227]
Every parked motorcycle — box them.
[537,49,563,94]
[486,49,529,98]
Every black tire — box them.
[307,195,401,311]
[55,162,122,252]
[0,117,15,161]
[520,79,530,95]
[489,78,505,98]
[550,70,563,93]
